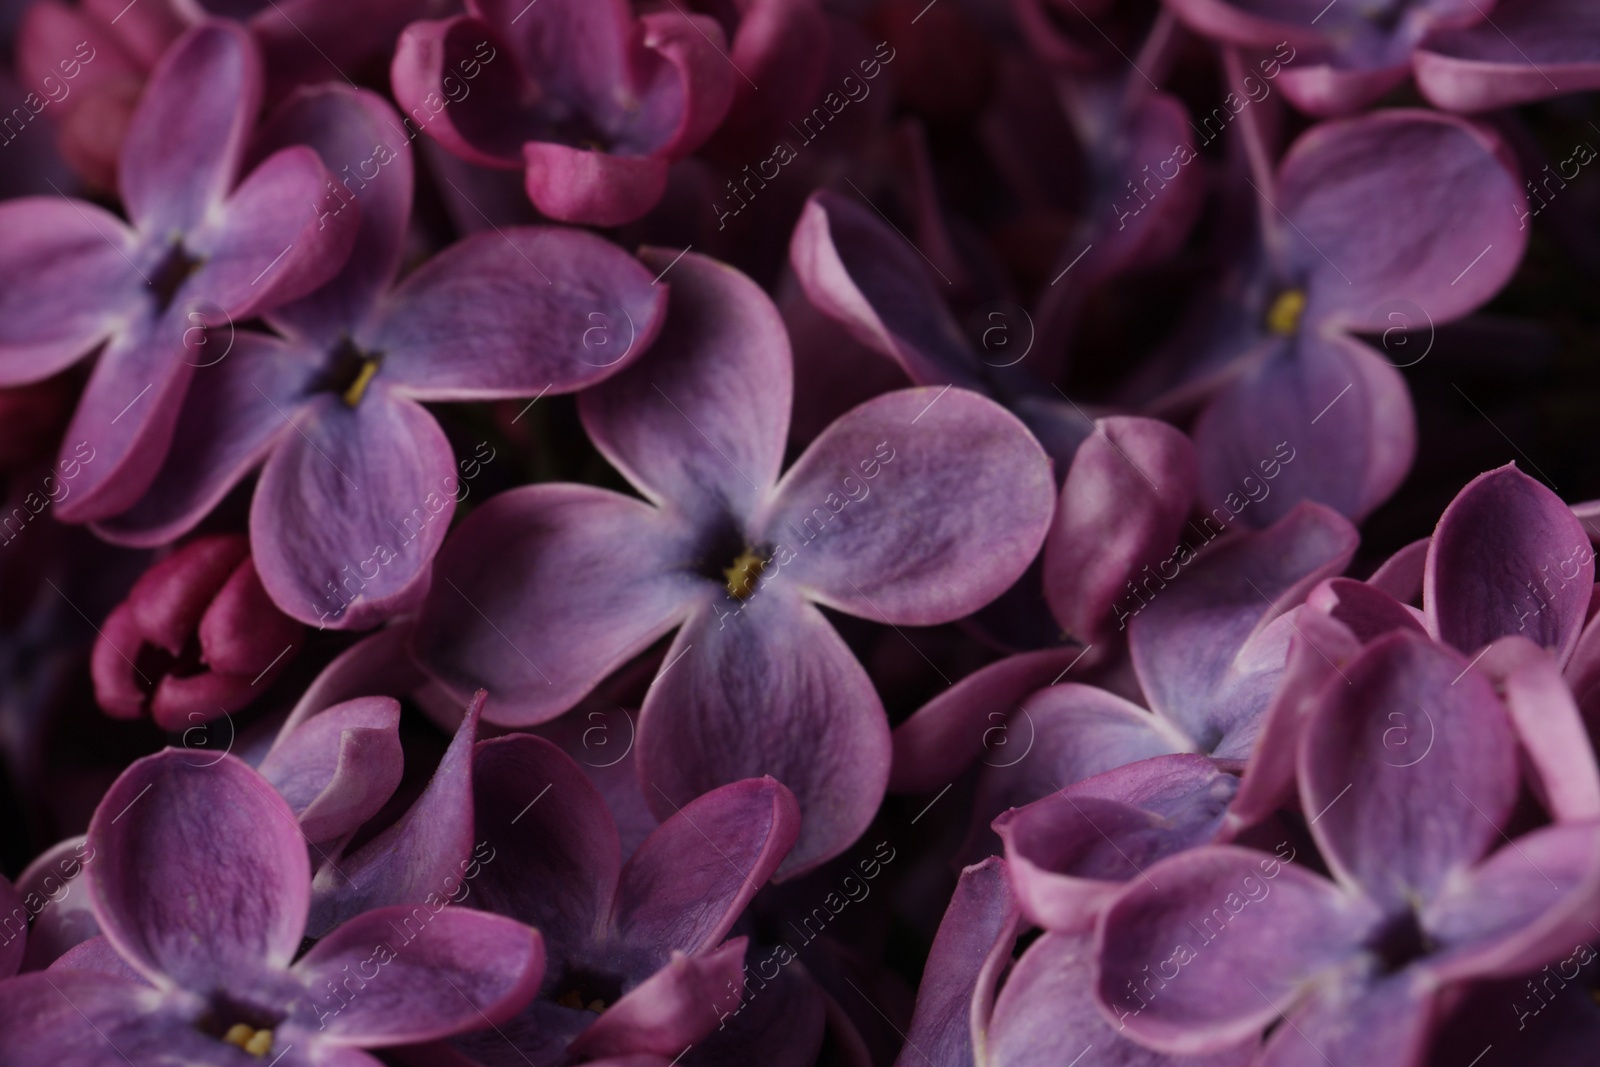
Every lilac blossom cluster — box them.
[0,1,1598,1065]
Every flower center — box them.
[148,238,205,314]
[556,989,608,1013]
[1265,289,1307,336]
[1366,907,1433,975]
[222,1025,274,1056]
[723,548,767,600]
[319,336,384,408]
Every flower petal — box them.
[567,940,746,1060]
[119,21,260,235]
[997,755,1240,933]
[888,647,1090,794]
[578,248,789,520]
[1416,0,1600,112]
[371,227,666,399]
[1281,109,1525,327]
[1095,845,1373,1054]
[257,696,405,844]
[761,388,1055,625]
[898,857,1019,1067]
[1129,502,1357,753]
[1499,641,1600,822]
[411,483,702,724]
[90,332,317,547]
[306,692,481,936]
[612,777,798,954]
[250,393,454,630]
[637,590,890,878]
[1045,417,1198,645]
[1424,464,1594,663]
[0,970,207,1066]
[0,197,141,384]
[87,750,310,989]
[1192,333,1413,526]
[1301,632,1519,908]
[469,734,622,963]
[522,142,672,226]
[16,837,101,972]
[290,904,544,1045]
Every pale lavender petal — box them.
[612,777,798,954]
[258,696,405,843]
[16,837,101,972]
[87,750,310,989]
[1501,642,1600,822]
[761,388,1055,625]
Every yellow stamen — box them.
[222,1025,274,1056]
[723,549,766,601]
[342,358,380,407]
[1265,289,1307,336]
[587,999,606,1012]
[557,990,584,1010]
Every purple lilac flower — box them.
[93,83,666,629]
[90,532,303,728]
[1096,631,1600,1067]
[0,21,359,525]
[1147,110,1525,527]
[390,0,736,226]
[413,248,1055,875]
[0,746,545,1065]
[414,733,805,1066]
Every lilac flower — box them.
[426,734,804,1065]
[1147,110,1525,527]
[1414,0,1600,111]
[0,747,544,1064]
[895,856,1255,1066]
[94,84,666,629]
[413,248,1056,875]
[90,533,303,728]
[1096,631,1600,1067]
[1164,0,1484,115]
[892,502,1356,854]
[391,0,736,226]
[0,21,359,525]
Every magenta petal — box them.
[17,837,101,972]
[0,197,141,384]
[888,647,1089,794]
[470,734,622,960]
[612,777,798,954]
[1274,61,1412,117]
[1304,577,1426,644]
[998,754,1239,933]
[580,248,790,521]
[1045,416,1198,644]
[899,858,1019,1066]
[0,969,205,1065]
[1095,846,1375,1054]
[1423,821,1600,982]
[290,904,544,1045]
[1130,502,1358,754]
[523,143,671,227]
[119,21,260,235]
[637,591,890,878]
[1192,333,1414,526]
[1501,644,1600,822]
[250,394,454,630]
[788,191,985,391]
[307,693,481,936]
[763,388,1055,625]
[1425,464,1594,663]
[1281,109,1525,326]
[372,227,666,399]
[631,10,736,158]
[281,625,429,738]
[1225,609,1361,834]
[257,696,405,843]
[256,85,415,344]
[1368,537,1430,605]
[1416,0,1600,112]
[1301,632,1518,908]
[412,484,701,724]
[87,751,310,989]
[568,940,746,1060]
[91,333,315,547]
[988,932,1256,1067]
